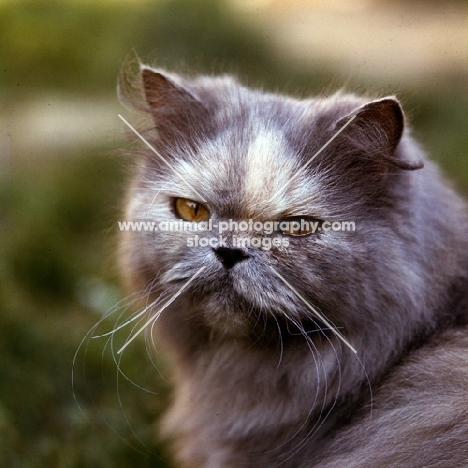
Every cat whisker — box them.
[271,313,343,466]
[144,191,162,220]
[72,290,163,456]
[269,114,356,204]
[271,315,284,371]
[257,311,324,462]
[268,265,357,354]
[102,285,174,393]
[146,282,184,351]
[91,301,157,339]
[89,278,163,340]
[108,315,161,396]
[116,266,206,354]
[105,310,161,455]
[118,114,207,202]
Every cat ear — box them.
[336,98,423,170]
[140,66,211,143]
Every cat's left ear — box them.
[336,98,423,170]
[141,66,211,144]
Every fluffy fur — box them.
[118,63,468,467]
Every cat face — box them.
[119,65,425,348]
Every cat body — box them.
[119,65,468,467]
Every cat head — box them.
[119,64,465,365]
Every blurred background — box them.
[0,0,467,466]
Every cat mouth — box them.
[161,255,331,336]
[158,261,342,347]
[162,259,296,313]
[184,272,326,337]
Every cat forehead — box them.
[174,125,319,218]
[243,128,301,208]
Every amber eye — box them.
[279,216,322,237]
[174,198,210,222]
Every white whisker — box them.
[117,266,206,354]
[269,114,356,203]
[145,191,161,219]
[118,114,207,202]
[268,265,357,354]
[91,300,158,339]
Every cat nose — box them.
[213,247,249,269]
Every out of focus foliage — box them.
[0,0,467,467]
[1,0,313,91]
[0,151,173,467]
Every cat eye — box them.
[279,216,322,237]
[174,197,210,222]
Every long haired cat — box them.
[117,63,468,467]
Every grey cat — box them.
[118,63,468,467]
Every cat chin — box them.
[198,297,258,338]
[158,266,323,341]
[191,295,325,345]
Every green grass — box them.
[0,151,173,467]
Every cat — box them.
[117,63,468,467]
